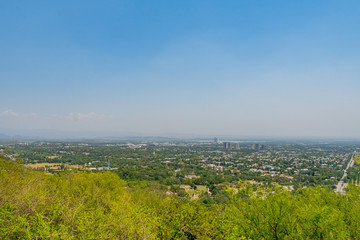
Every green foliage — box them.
[223,185,353,239]
[1,157,360,239]
[354,154,360,164]
[0,158,157,239]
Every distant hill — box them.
[0,133,11,139]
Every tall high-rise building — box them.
[235,143,240,149]
[252,144,265,150]
[224,142,232,149]
[214,137,219,144]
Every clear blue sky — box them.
[1,1,360,137]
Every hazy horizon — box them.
[2,1,360,138]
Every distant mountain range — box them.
[1,128,359,143]
[0,128,182,142]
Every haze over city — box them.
[1,1,360,138]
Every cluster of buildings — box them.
[252,143,265,150]
[215,138,265,151]
[223,142,240,150]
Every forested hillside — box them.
[1,155,360,239]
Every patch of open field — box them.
[196,185,208,192]
[24,163,83,170]
[25,163,60,168]
[180,185,191,191]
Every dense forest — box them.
[1,155,360,239]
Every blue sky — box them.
[1,1,360,137]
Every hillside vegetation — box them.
[1,155,360,239]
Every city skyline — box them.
[1,1,360,137]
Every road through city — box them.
[335,152,355,194]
